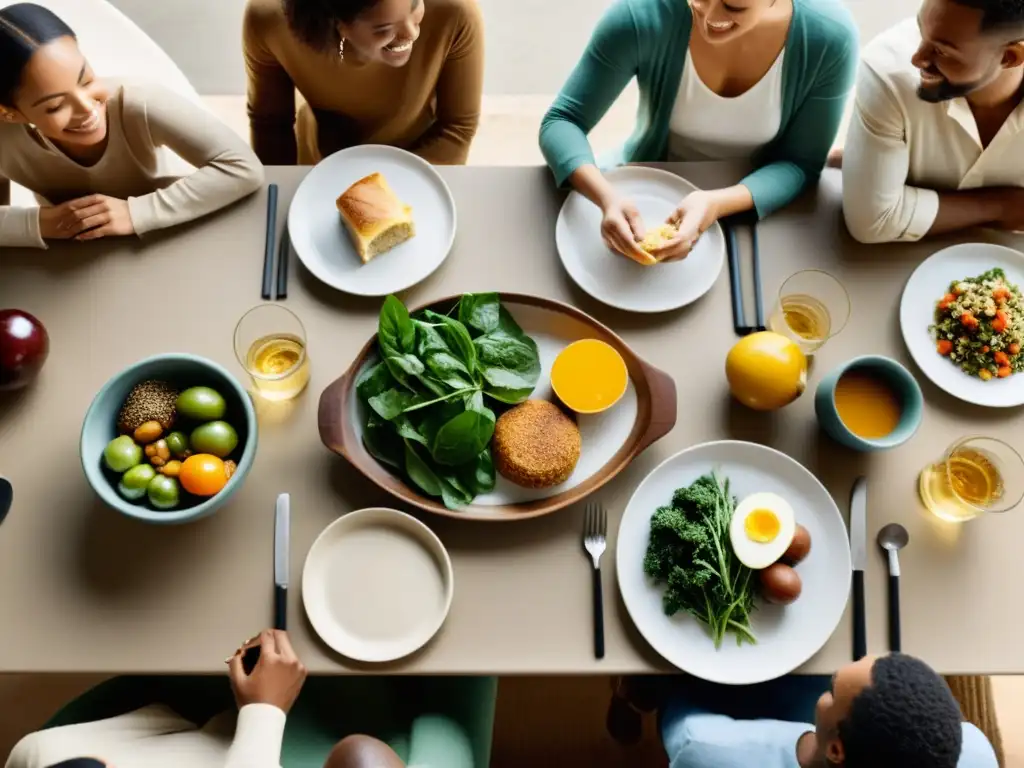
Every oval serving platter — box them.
[318,293,678,521]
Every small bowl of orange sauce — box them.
[550,339,629,415]
[814,355,924,452]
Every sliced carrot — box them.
[994,351,1010,366]
[939,293,956,311]
[998,366,1013,378]
[1010,343,1021,355]
[979,369,994,381]
[961,312,979,329]
[982,345,990,353]
[937,339,954,355]
[993,317,1007,333]
[993,288,1010,302]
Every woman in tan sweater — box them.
[0,3,263,250]
[244,0,484,166]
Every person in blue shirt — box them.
[661,653,998,767]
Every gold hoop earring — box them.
[338,37,345,61]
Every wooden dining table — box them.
[1,163,1022,676]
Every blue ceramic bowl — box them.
[80,353,257,524]
[814,355,924,452]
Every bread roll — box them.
[336,172,415,263]
[638,223,678,254]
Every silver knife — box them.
[850,477,867,660]
[274,493,290,631]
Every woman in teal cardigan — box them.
[540,0,858,263]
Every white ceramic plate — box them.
[900,243,1024,408]
[617,441,851,685]
[302,507,453,662]
[555,167,726,313]
[348,302,641,509]
[288,145,456,296]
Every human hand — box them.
[652,190,720,263]
[228,630,307,714]
[66,195,135,241]
[600,196,653,265]
[38,195,135,241]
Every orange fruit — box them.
[179,454,228,496]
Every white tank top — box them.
[668,48,786,162]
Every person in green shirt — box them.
[540,0,859,264]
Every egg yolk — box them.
[744,509,781,543]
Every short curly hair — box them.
[839,654,963,768]
[952,0,1024,32]
[283,0,382,52]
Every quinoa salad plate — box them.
[901,243,1024,408]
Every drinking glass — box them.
[233,305,310,401]
[918,436,1024,523]
[768,270,850,354]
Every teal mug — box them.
[814,355,924,452]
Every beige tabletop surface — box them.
[1,164,1022,676]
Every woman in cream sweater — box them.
[244,0,484,165]
[0,3,264,250]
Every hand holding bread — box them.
[650,191,716,263]
[599,196,655,265]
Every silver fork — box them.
[583,502,607,660]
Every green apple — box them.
[104,435,142,473]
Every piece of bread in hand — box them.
[336,172,415,263]
[638,224,678,255]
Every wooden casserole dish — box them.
[318,293,677,521]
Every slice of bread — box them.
[336,172,416,263]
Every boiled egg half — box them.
[729,492,796,570]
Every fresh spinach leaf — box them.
[355,362,395,402]
[380,295,415,352]
[404,440,443,497]
[386,353,425,378]
[422,310,478,375]
[459,449,496,496]
[394,414,428,446]
[363,414,402,468]
[425,351,473,390]
[458,293,501,335]
[414,320,450,357]
[368,388,415,421]
[437,472,473,510]
[431,407,495,466]
[473,330,541,403]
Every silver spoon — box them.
[877,523,909,653]
[0,476,11,526]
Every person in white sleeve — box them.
[4,630,407,768]
[840,0,1024,244]
[0,3,264,250]
[660,653,997,768]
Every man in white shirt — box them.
[5,631,406,768]
[842,0,1024,243]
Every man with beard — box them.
[841,0,1024,243]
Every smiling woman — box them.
[0,3,264,250]
[243,0,484,165]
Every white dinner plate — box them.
[555,166,726,313]
[900,243,1024,408]
[302,507,453,662]
[616,441,851,685]
[288,145,456,296]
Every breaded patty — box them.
[492,400,582,488]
